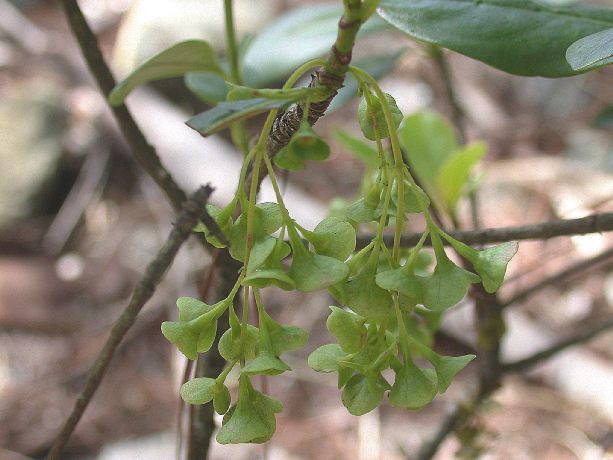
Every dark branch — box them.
[356,212,613,248]
[501,317,613,374]
[501,247,613,309]
[47,186,214,459]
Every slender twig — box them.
[356,212,613,248]
[501,247,613,309]
[47,186,214,459]
[416,402,474,460]
[61,0,225,246]
[502,317,613,374]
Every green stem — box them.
[224,0,241,84]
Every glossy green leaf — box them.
[216,375,281,444]
[218,324,259,362]
[289,251,349,292]
[181,377,219,404]
[187,98,293,137]
[378,0,613,77]
[389,361,437,409]
[566,27,613,71]
[243,5,388,87]
[333,129,379,168]
[436,142,487,211]
[308,343,347,373]
[109,40,224,106]
[342,373,390,415]
[185,71,229,104]
[326,306,366,353]
[304,217,356,261]
[358,93,403,141]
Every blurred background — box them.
[0,0,612,459]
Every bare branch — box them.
[501,247,613,309]
[502,317,613,374]
[356,212,613,248]
[47,186,214,459]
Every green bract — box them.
[389,360,437,409]
[358,92,403,140]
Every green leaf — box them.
[308,343,347,373]
[389,360,438,409]
[398,111,457,206]
[436,142,487,211]
[286,121,330,161]
[566,27,613,71]
[242,351,291,376]
[446,238,519,293]
[391,181,430,214]
[334,269,393,321]
[289,251,349,292]
[423,255,480,310]
[333,129,379,168]
[274,146,306,171]
[304,217,357,261]
[342,373,390,415]
[258,307,309,356]
[326,307,366,353]
[358,93,403,141]
[216,375,281,444]
[109,40,224,106]
[229,203,283,261]
[247,237,277,273]
[180,377,218,404]
[347,197,377,223]
[176,297,215,321]
[242,268,296,291]
[186,98,293,137]
[218,324,259,362]
[185,72,229,104]
[243,5,388,87]
[161,321,199,360]
[431,354,475,393]
[227,84,329,102]
[375,268,424,302]
[378,0,613,77]
[213,384,232,415]
[193,204,232,249]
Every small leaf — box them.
[342,373,390,415]
[176,297,215,321]
[391,180,430,214]
[431,353,475,393]
[304,217,357,261]
[229,203,283,261]
[274,146,307,171]
[335,269,393,321]
[242,351,291,376]
[218,325,259,362]
[358,93,403,141]
[187,98,293,137]
[389,361,437,409]
[326,307,366,353]
[161,321,199,360]
[247,237,277,273]
[185,71,229,104]
[436,142,487,211]
[423,256,480,310]
[180,377,218,405]
[375,268,424,301]
[242,268,296,291]
[347,197,377,223]
[213,384,232,415]
[193,204,232,249]
[109,40,224,106]
[308,344,347,373]
[287,121,331,161]
[289,251,349,292]
[216,375,280,444]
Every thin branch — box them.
[356,212,613,248]
[61,0,225,247]
[501,247,613,309]
[502,317,613,374]
[416,403,467,460]
[47,186,214,460]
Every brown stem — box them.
[47,186,214,459]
